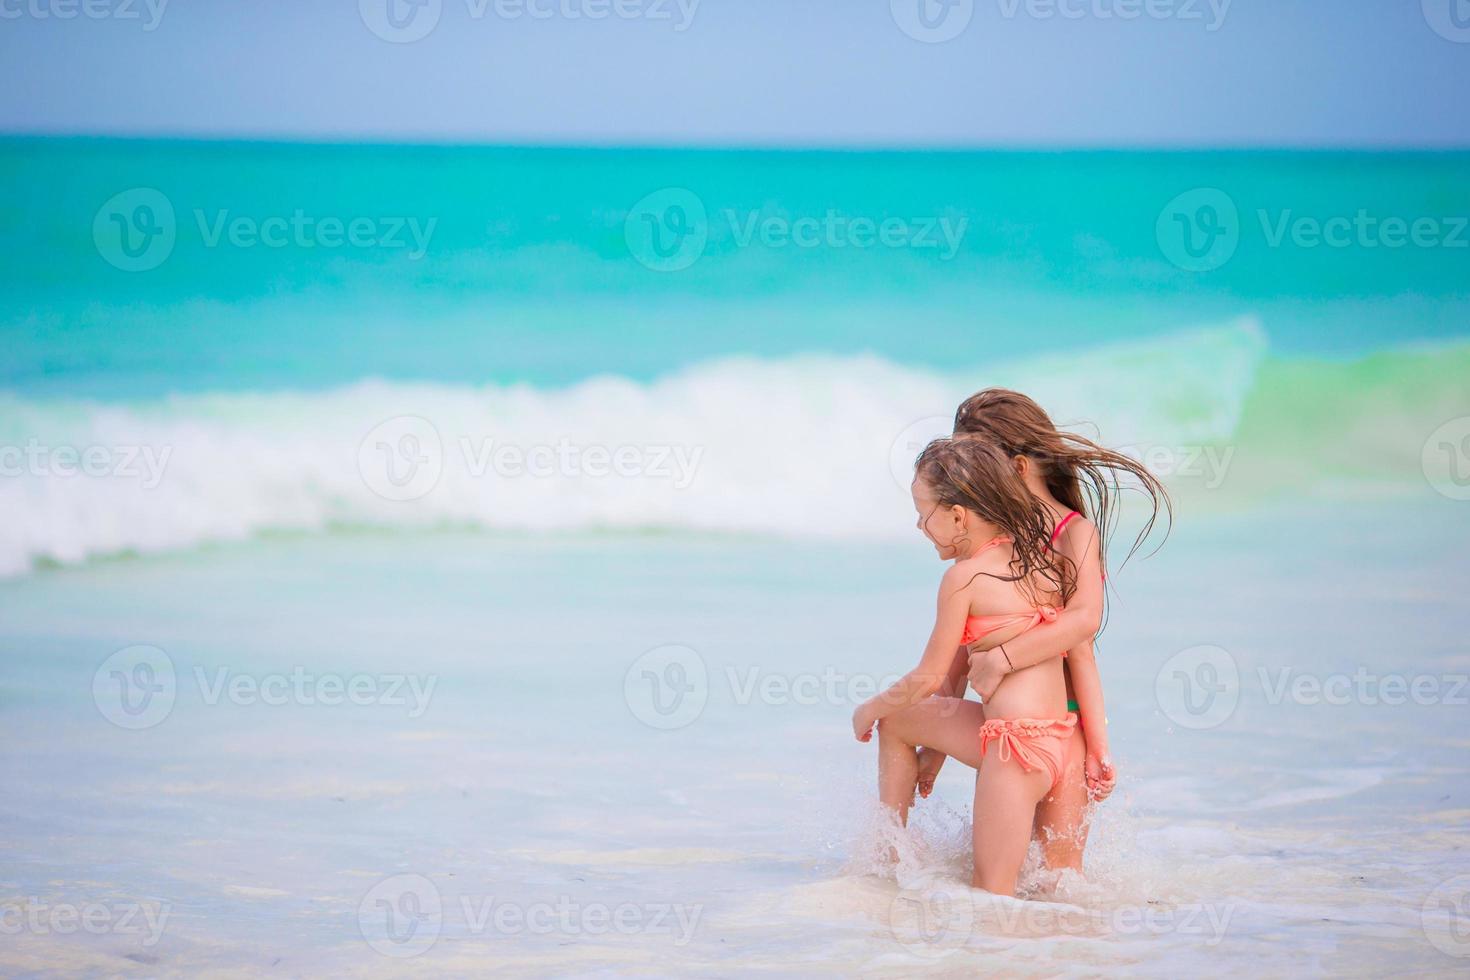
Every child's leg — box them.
[971,758,1049,895]
[875,696,987,823]
[877,722,920,820]
[1032,725,1090,873]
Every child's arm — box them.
[1065,638,1115,799]
[941,642,970,699]
[967,517,1105,699]
[852,565,971,741]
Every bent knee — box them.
[875,705,920,739]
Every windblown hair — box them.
[914,436,1076,606]
[952,388,1172,573]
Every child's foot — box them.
[915,747,944,798]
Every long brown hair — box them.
[953,388,1172,573]
[914,436,1076,606]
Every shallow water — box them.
[4,136,1469,976]
[2,499,1466,976]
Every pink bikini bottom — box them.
[978,713,1079,792]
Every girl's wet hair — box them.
[914,436,1076,606]
[952,387,1172,574]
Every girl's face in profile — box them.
[911,477,964,560]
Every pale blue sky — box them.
[1,0,1467,146]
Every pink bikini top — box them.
[960,603,1059,646]
[958,511,1082,646]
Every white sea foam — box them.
[8,316,1435,578]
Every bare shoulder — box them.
[943,544,1018,602]
[1054,513,1100,558]
[953,541,1015,575]
[938,560,977,595]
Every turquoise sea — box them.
[2,139,1468,975]
[5,141,1470,396]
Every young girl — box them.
[950,388,1170,871]
[852,435,1087,895]
[853,392,1170,892]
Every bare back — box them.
[951,543,1069,721]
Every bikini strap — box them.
[975,534,1013,554]
[1048,511,1081,549]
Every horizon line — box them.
[3,130,1469,155]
